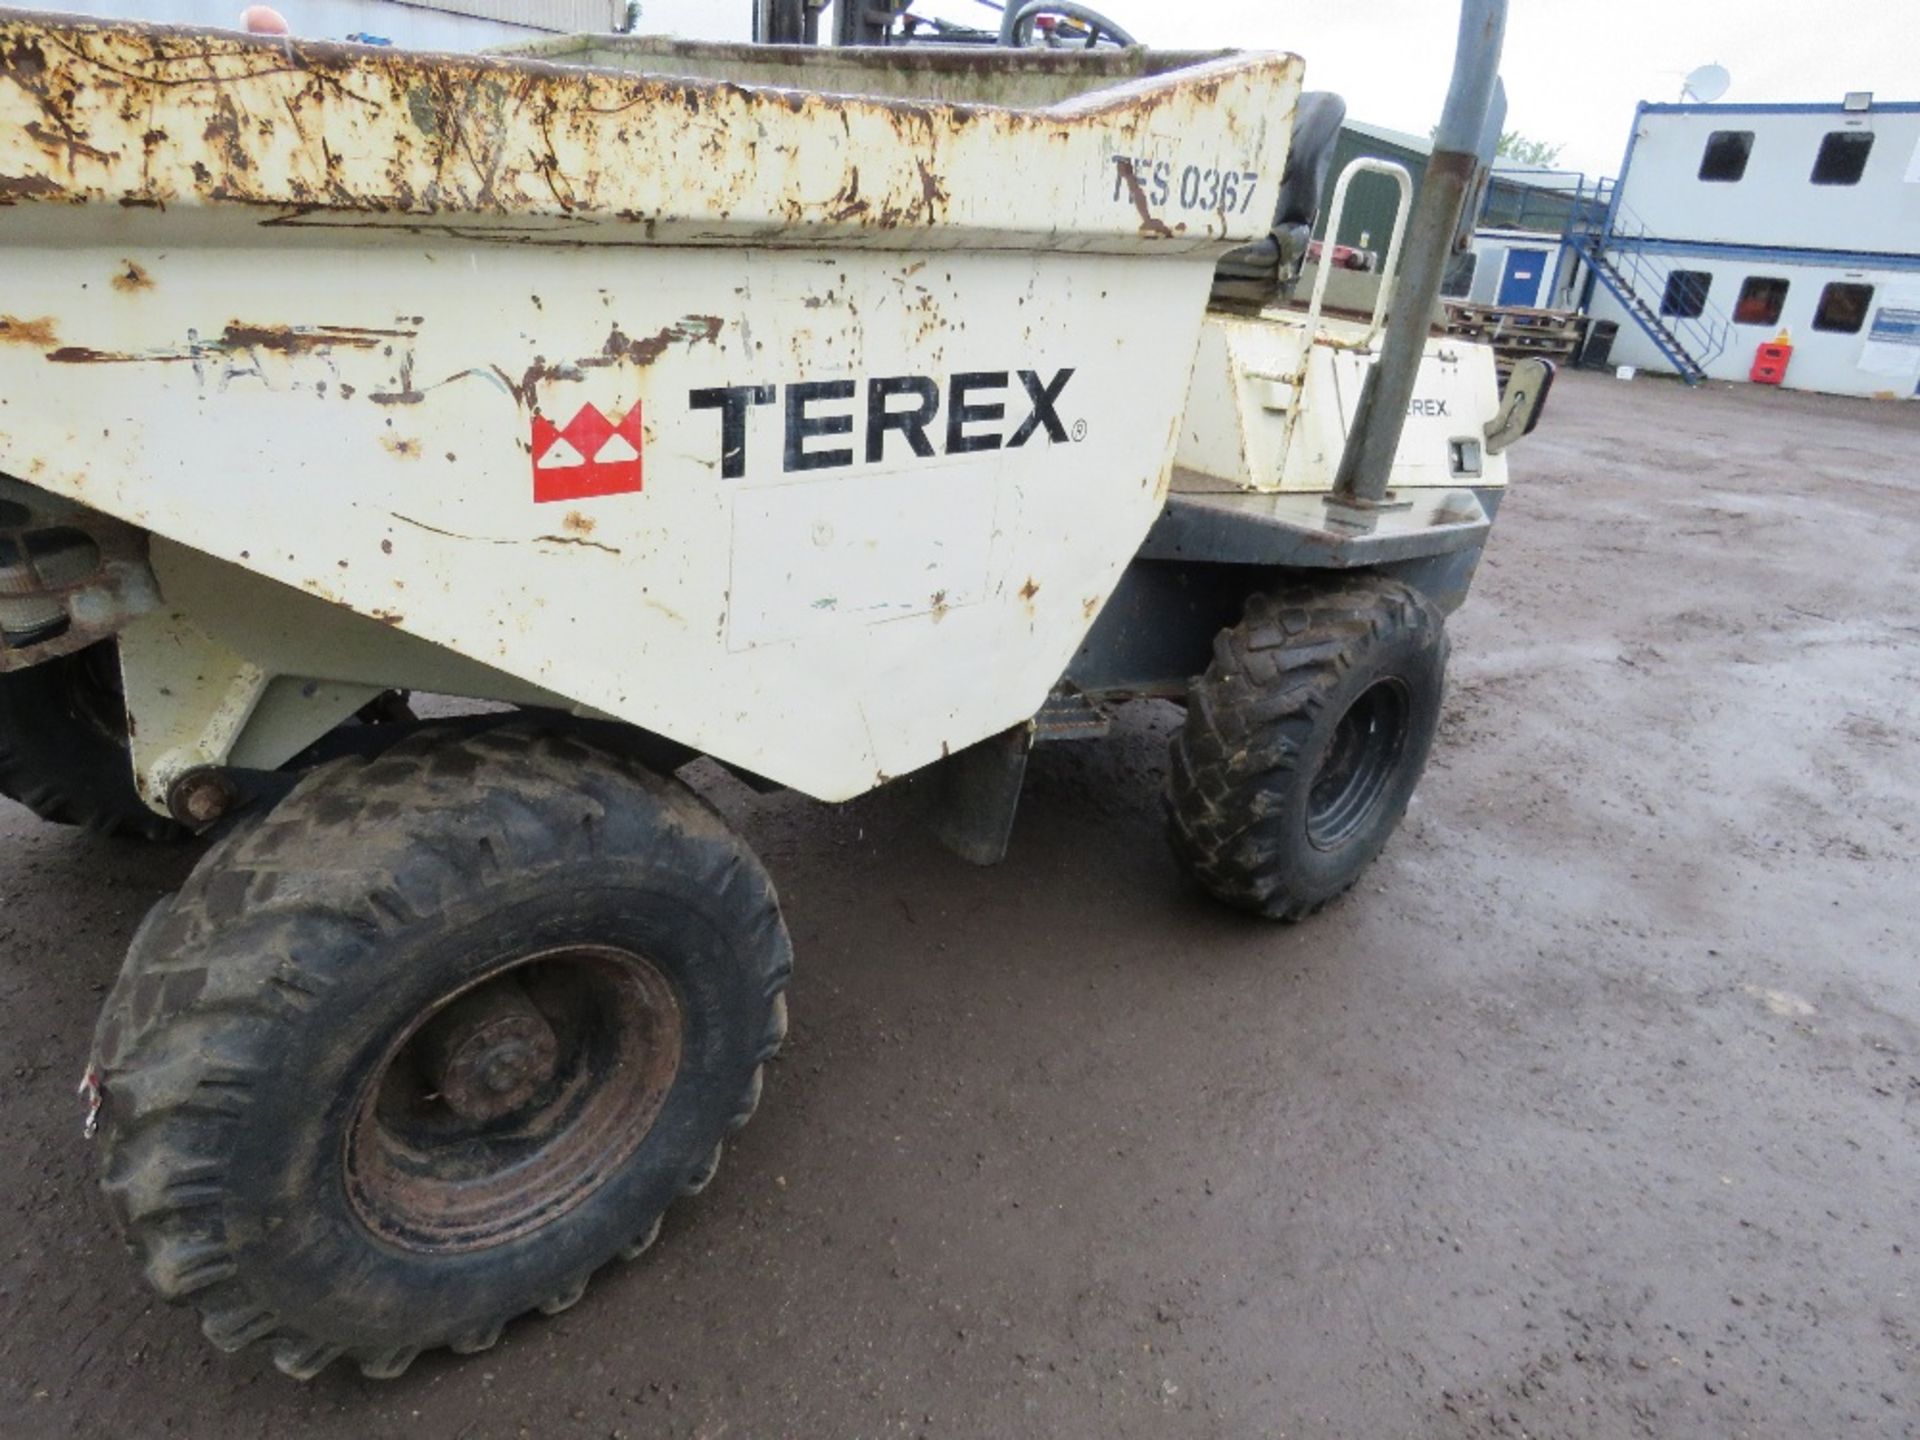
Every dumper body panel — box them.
[0,16,1301,799]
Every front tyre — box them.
[1166,578,1448,920]
[90,724,791,1380]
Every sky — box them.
[638,0,1920,178]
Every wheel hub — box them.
[1307,677,1412,851]
[418,980,561,1123]
[345,945,684,1253]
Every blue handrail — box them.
[1568,198,1732,379]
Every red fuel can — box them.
[1751,340,1792,385]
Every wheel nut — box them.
[482,1053,526,1095]
[417,979,560,1123]
[166,768,238,828]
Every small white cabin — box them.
[1586,98,1920,399]
[1454,229,1566,310]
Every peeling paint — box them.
[220,322,416,354]
[0,14,1295,256]
[46,345,194,365]
[597,315,723,368]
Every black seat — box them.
[1212,91,1348,301]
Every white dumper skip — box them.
[0,4,1537,1384]
[0,19,1297,802]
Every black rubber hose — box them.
[998,1,1137,47]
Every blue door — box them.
[1497,246,1549,308]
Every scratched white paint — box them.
[1176,310,1509,492]
[727,461,998,650]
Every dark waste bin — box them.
[1576,319,1619,371]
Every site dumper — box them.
[0,1,1539,1379]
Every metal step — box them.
[1033,690,1112,743]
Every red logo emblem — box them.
[532,403,644,503]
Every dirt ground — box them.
[2,370,1917,1438]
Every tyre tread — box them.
[1166,577,1447,920]
[0,645,184,840]
[91,723,793,1380]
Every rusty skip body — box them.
[0,12,1297,252]
[0,16,1306,802]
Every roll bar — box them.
[1328,0,1508,523]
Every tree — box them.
[1429,126,1565,167]
[1494,131,1565,167]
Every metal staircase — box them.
[1567,203,1731,385]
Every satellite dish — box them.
[1681,63,1731,104]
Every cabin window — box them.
[1733,276,1789,327]
[1698,130,1754,182]
[1660,270,1713,319]
[1812,282,1874,333]
[1810,131,1874,185]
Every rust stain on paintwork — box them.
[508,314,723,410]
[1018,577,1041,602]
[370,354,426,405]
[0,314,59,347]
[0,14,1298,252]
[40,320,415,366]
[109,260,153,292]
[562,510,596,535]
[380,434,420,458]
[220,321,416,353]
[0,172,66,204]
[915,160,948,216]
[597,315,722,367]
[46,345,194,364]
[1113,157,1172,240]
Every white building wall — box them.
[624,0,751,42]
[1593,99,1920,399]
[1615,104,1920,255]
[1589,254,1920,399]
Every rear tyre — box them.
[90,723,792,1380]
[0,641,182,840]
[1166,577,1447,920]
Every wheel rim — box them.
[345,945,683,1253]
[1306,678,1412,851]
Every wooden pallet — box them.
[1443,300,1584,381]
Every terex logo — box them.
[531,402,645,503]
[690,369,1078,479]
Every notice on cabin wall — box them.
[1857,283,1920,386]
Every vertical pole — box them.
[1328,0,1507,519]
